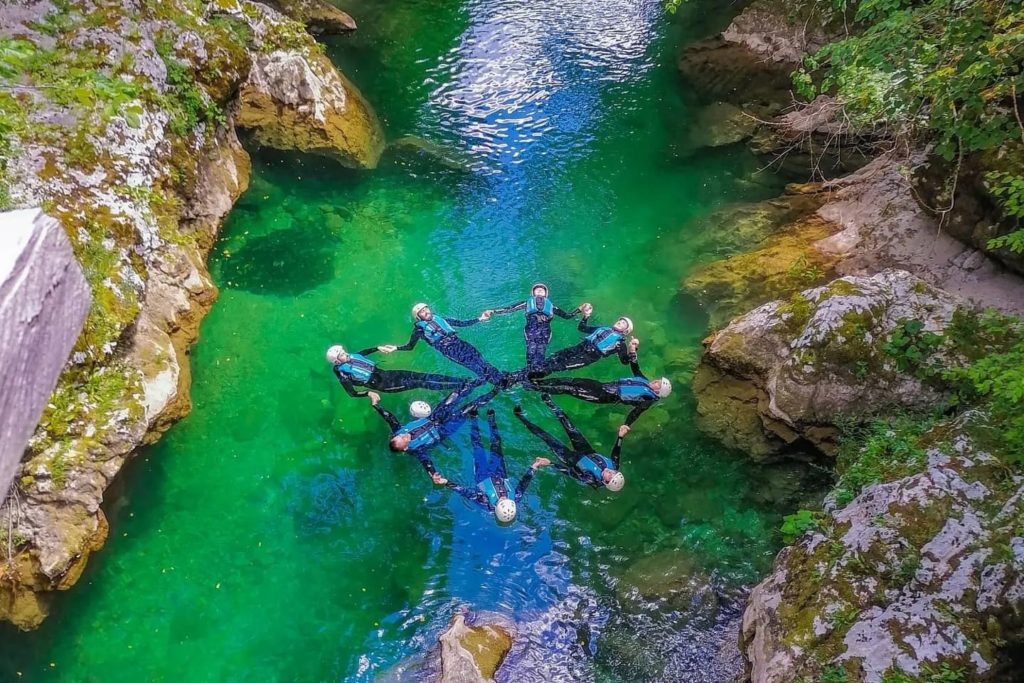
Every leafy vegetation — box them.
[833,414,934,507]
[781,508,826,543]
[795,0,1024,259]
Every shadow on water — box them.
[218,221,339,296]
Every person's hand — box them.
[618,424,631,438]
[629,337,640,352]
[532,457,551,470]
[580,303,594,317]
[431,472,448,485]
[368,391,381,406]
[479,310,494,321]
[377,344,397,353]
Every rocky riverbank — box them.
[0,0,381,628]
[678,1,1024,680]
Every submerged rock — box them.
[685,211,836,328]
[616,548,719,619]
[741,419,1024,682]
[266,0,357,34]
[693,270,962,459]
[234,2,384,168]
[439,613,513,683]
[689,102,759,149]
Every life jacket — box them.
[526,296,554,317]
[585,327,623,354]
[577,454,615,481]
[618,377,657,401]
[477,476,514,507]
[416,316,456,344]
[397,417,441,450]
[336,353,376,383]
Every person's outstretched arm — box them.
[446,315,481,328]
[610,428,626,469]
[629,356,646,378]
[552,304,581,319]
[445,481,489,506]
[577,315,599,334]
[617,338,638,365]
[369,394,401,431]
[411,449,439,476]
[514,469,536,502]
[357,347,382,357]
[394,328,423,352]
[490,301,526,316]
[513,458,549,501]
[623,402,651,427]
[337,376,368,398]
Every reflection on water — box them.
[0,0,828,680]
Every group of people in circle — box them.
[326,283,672,525]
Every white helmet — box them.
[606,471,625,492]
[495,498,517,524]
[618,317,634,335]
[326,345,346,364]
[531,282,548,295]
[411,303,429,319]
[410,400,432,418]
[656,377,672,398]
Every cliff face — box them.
[676,1,1024,679]
[0,0,382,628]
[742,419,1024,683]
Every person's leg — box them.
[442,339,504,384]
[471,415,489,484]
[514,411,574,467]
[532,343,599,377]
[530,378,606,403]
[542,395,594,454]
[525,323,551,371]
[486,409,507,479]
[373,370,469,392]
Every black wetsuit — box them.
[372,384,500,476]
[397,315,504,384]
[445,411,535,511]
[530,315,636,378]
[333,347,475,397]
[515,396,623,488]
[491,296,580,371]
[525,359,659,426]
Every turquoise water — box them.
[0,0,824,679]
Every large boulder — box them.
[235,3,384,168]
[741,420,1024,682]
[439,613,513,683]
[0,210,90,501]
[693,270,962,459]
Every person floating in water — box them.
[368,383,500,481]
[515,394,628,491]
[479,283,587,372]
[524,356,671,428]
[529,304,639,377]
[381,303,505,385]
[438,408,550,524]
[326,344,476,398]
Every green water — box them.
[0,0,824,679]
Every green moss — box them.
[822,279,862,299]
[777,292,815,334]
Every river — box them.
[0,0,826,679]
